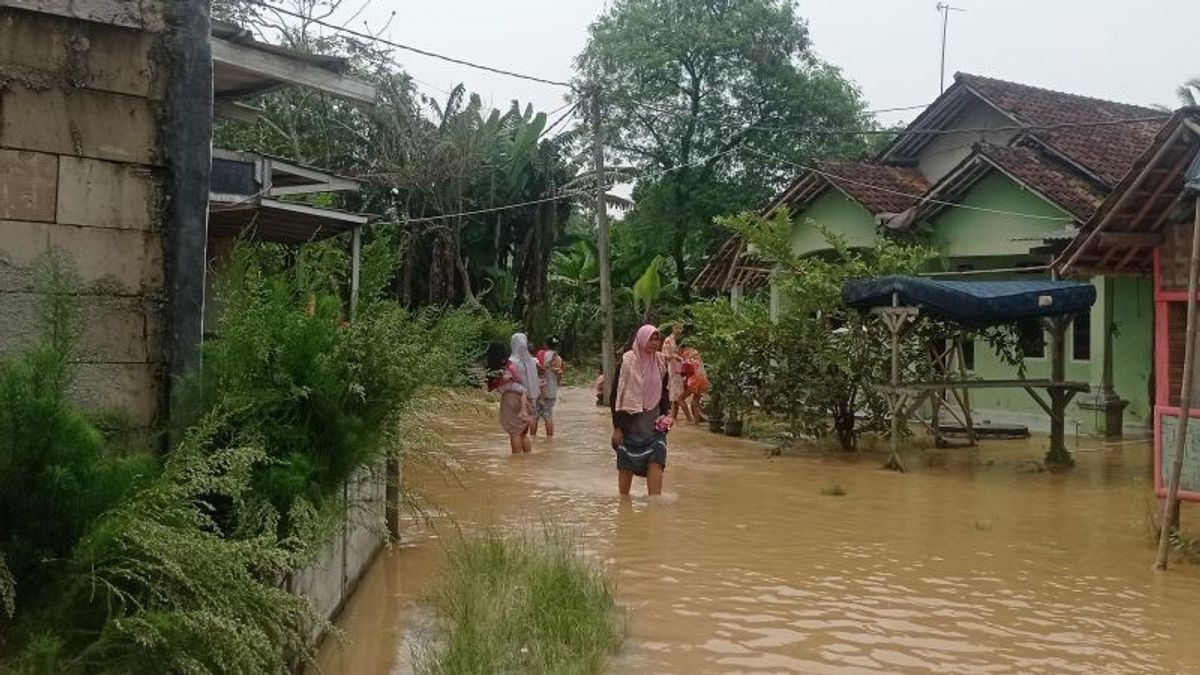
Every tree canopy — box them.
[575,0,874,296]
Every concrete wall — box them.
[289,461,390,636]
[929,172,1071,259]
[0,6,167,424]
[915,101,1016,182]
[791,188,878,257]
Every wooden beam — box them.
[1150,194,1186,232]
[259,198,370,224]
[1058,123,1188,273]
[269,180,360,197]
[876,379,1090,392]
[211,38,377,104]
[1124,149,1195,229]
[1097,232,1165,248]
[1114,245,1149,271]
[214,101,263,124]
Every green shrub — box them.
[0,256,157,621]
[419,530,624,675]
[13,419,317,674]
[174,244,511,531]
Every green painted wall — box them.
[1111,276,1155,426]
[774,170,1156,436]
[929,172,1072,259]
[791,189,877,256]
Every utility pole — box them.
[937,3,965,94]
[592,86,615,405]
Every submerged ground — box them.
[315,388,1200,674]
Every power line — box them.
[246,0,573,88]
[242,0,990,131]
[403,146,740,224]
[745,147,1074,222]
[623,97,1170,137]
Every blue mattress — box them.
[841,275,1096,326]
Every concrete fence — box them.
[287,460,394,631]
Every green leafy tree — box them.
[695,209,1025,450]
[694,210,935,449]
[575,0,874,299]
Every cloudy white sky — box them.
[337,0,1197,126]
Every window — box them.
[1071,311,1091,361]
[1017,320,1045,359]
[962,338,975,371]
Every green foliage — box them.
[0,551,14,619]
[174,243,508,528]
[18,424,317,674]
[631,255,666,320]
[694,209,1025,450]
[0,256,158,620]
[418,530,624,675]
[693,210,936,449]
[577,0,874,292]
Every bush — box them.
[418,530,624,675]
[174,244,511,530]
[12,420,317,674]
[0,257,158,622]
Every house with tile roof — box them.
[695,72,1170,437]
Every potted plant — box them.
[706,390,725,433]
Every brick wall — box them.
[0,5,168,425]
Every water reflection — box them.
[314,389,1200,674]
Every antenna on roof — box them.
[937,3,966,94]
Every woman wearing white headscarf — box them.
[494,333,539,454]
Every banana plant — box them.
[631,255,666,321]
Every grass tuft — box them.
[418,530,624,674]
[820,484,847,496]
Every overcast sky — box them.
[340,0,1198,127]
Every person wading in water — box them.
[610,324,673,496]
[489,333,540,454]
[661,323,686,421]
[531,337,565,438]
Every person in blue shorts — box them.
[531,337,565,438]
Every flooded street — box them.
[315,388,1200,674]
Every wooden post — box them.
[1156,197,1200,570]
[881,292,910,472]
[350,224,362,320]
[1044,314,1073,467]
[593,87,615,404]
[955,337,976,444]
[385,457,401,540]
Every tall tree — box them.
[576,0,873,297]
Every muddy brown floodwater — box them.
[314,388,1200,674]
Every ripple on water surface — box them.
[314,389,1200,674]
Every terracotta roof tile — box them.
[976,144,1106,221]
[810,161,931,214]
[956,73,1168,187]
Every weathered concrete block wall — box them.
[0,4,167,424]
[289,462,389,634]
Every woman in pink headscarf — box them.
[609,324,674,496]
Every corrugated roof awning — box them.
[211,20,377,105]
[208,148,371,244]
[209,196,368,243]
